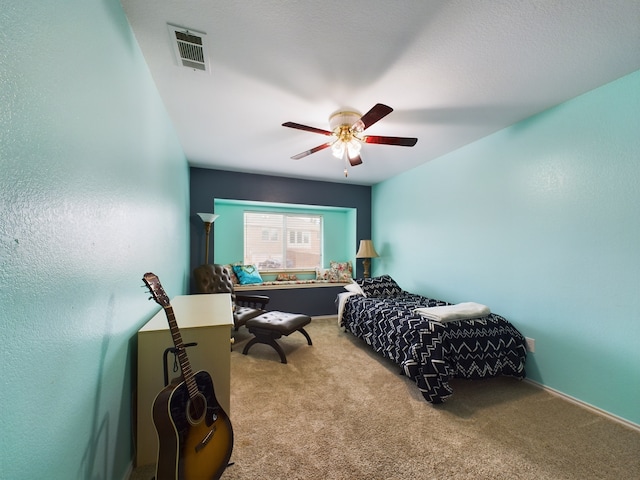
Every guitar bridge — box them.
[195,426,216,453]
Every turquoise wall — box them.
[373,70,640,425]
[0,2,190,479]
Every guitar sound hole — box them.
[187,393,207,425]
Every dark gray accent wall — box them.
[234,285,346,317]
[189,168,372,315]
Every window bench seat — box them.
[233,281,348,316]
[234,280,349,291]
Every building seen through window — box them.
[244,212,322,270]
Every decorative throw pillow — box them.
[328,260,353,283]
[232,264,263,285]
[276,273,299,281]
[315,267,330,281]
[224,264,240,285]
[355,275,402,298]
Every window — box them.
[244,212,322,271]
[213,198,355,272]
[261,228,279,242]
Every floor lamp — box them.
[355,240,379,278]
[197,213,219,264]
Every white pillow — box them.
[343,281,365,296]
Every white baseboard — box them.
[311,314,338,322]
[121,461,133,480]
[523,378,640,433]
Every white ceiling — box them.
[121,1,640,186]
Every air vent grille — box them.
[168,24,209,72]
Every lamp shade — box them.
[197,213,219,223]
[356,240,379,258]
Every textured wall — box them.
[373,70,640,425]
[0,2,189,479]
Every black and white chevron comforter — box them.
[340,292,527,404]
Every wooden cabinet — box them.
[136,294,233,467]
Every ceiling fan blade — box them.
[363,135,418,147]
[282,122,333,136]
[358,103,394,130]
[290,142,332,160]
[347,152,363,166]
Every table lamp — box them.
[355,239,379,278]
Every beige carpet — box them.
[131,318,639,480]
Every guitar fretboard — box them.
[164,306,199,400]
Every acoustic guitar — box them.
[143,272,233,480]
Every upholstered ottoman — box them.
[242,311,312,363]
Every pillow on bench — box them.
[316,261,353,282]
[232,264,263,285]
[328,261,353,282]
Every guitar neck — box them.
[164,305,199,399]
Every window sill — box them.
[234,281,349,291]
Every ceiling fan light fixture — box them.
[331,139,345,159]
[328,109,362,131]
[329,110,364,160]
[347,138,361,158]
[330,130,362,160]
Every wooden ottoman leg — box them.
[298,327,312,346]
[243,312,311,364]
[242,332,288,364]
[241,337,259,355]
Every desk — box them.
[136,294,233,467]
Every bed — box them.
[338,275,527,404]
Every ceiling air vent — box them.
[168,24,209,72]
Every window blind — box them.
[244,211,322,270]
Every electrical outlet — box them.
[525,337,536,353]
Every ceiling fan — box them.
[282,103,418,176]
